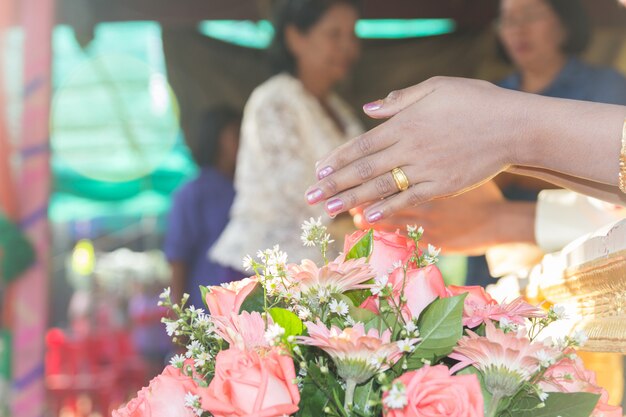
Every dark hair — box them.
[190,107,240,167]
[496,0,591,63]
[268,0,360,74]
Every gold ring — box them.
[391,167,410,191]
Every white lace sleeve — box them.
[210,77,332,269]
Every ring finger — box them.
[323,165,416,217]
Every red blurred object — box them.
[45,328,147,416]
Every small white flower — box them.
[404,321,418,336]
[407,225,417,233]
[242,255,254,271]
[329,299,349,316]
[383,382,408,410]
[571,330,589,347]
[317,287,331,303]
[550,305,567,320]
[535,349,556,368]
[499,317,519,332]
[184,392,203,416]
[536,387,549,402]
[165,320,179,337]
[417,226,424,235]
[194,351,212,368]
[159,287,171,300]
[368,354,386,368]
[344,316,356,326]
[264,323,286,345]
[391,261,403,270]
[371,275,389,296]
[297,306,311,321]
[185,340,204,358]
[397,339,416,353]
[427,244,441,258]
[169,354,186,368]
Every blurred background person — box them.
[164,107,244,307]
[210,0,363,270]
[470,0,626,286]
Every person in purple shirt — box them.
[164,108,244,307]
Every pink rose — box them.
[343,230,416,278]
[383,365,483,417]
[361,265,447,320]
[202,348,300,417]
[205,278,257,317]
[113,365,210,417]
[540,352,622,417]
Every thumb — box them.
[362,77,441,119]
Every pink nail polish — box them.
[326,199,344,214]
[306,188,324,204]
[366,211,383,223]
[317,166,334,180]
[363,100,382,112]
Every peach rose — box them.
[343,230,416,278]
[202,348,300,417]
[113,365,210,417]
[205,278,257,317]
[540,352,622,417]
[362,265,447,320]
[384,365,483,417]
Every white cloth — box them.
[210,73,363,270]
[534,189,626,253]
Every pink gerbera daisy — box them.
[212,311,269,351]
[288,258,375,296]
[449,321,546,398]
[298,321,415,384]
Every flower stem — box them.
[486,394,502,417]
[344,378,357,411]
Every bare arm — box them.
[169,261,188,304]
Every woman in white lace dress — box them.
[211,0,363,270]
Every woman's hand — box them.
[305,77,532,222]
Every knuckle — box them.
[356,135,373,156]
[345,192,358,208]
[375,175,393,196]
[355,159,374,180]
[386,89,403,104]
[324,177,338,194]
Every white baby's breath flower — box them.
[368,353,386,369]
[242,255,254,271]
[417,226,424,235]
[535,349,556,368]
[427,244,441,258]
[194,351,212,368]
[404,321,418,336]
[264,323,286,345]
[297,306,311,321]
[317,287,331,303]
[383,382,408,410]
[499,317,519,332]
[159,287,171,300]
[169,354,186,368]
[537,387,549,402]
[549,305,567,320]
[407,225,417,233]
[184,393,203,416]
[329,299,349,316]
[344,316,356,326]
[397,339,416,353]
[185,340,204,358]
[371,275,389,296]
[165,320,179,337]
[571,330,589,347]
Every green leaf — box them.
[406,294,466,369]
[349,305,377,324]
[511,392,599,417]
[353,379,377,416]
[346,229,374,260]
[269,308,304,337]
[199,285,210,309]
[457,367,492,414]
[239,283,265,313]
[297,375,330,417]
[344,287,373,307]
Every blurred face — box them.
[498,0,567,70]
[219,122,240,175]
[287,4,360,84]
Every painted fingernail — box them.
[306,188,324,204]
[317,166,334,180]
[326,198,344,214]
[366,211,383,223]
[363,100,383,112]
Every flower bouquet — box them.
[114,220,622,417]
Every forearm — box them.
[508,166,626,206]
[169,261,188,304]
[515,94,626,186]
